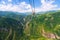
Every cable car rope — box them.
[28,0,36,36]
[29,0,35,15]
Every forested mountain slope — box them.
[0,11,60,40]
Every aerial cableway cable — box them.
[21,0,36,37]
[32,0,35,14]
[28,0,35,15]
[28,0,36,36]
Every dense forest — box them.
[0,11,60,40]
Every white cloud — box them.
[35,0,58,12]
[41,0,57,10]
[0,0,60,13]
[8,0,12,2]
[1,1,6,4]
[19,2,32,10]
[0,1,32,13]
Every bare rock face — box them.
[42,29,56,39]
[41,28,60,39]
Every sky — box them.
[0,0,60,13]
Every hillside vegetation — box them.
[0,11,60,40]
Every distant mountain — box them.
[0,11,27,16]
[36,10,60,14]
